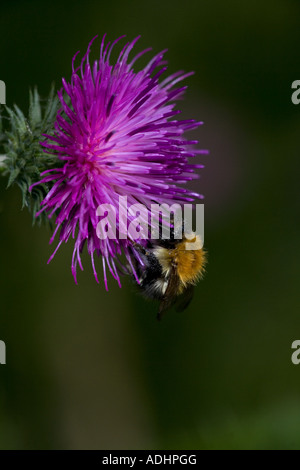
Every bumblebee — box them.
[130,231,206,320]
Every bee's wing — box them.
[175,285,194,312]
[157,266,181,321]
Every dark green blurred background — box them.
[0,0,300,450]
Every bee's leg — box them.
[127,241,152,279]
[156,306,166,321]
[131,241,151,257]
[157,309,163,321]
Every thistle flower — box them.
[33,35,206,289]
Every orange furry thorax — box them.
[155,234,206,292]
[170,241,206,287]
